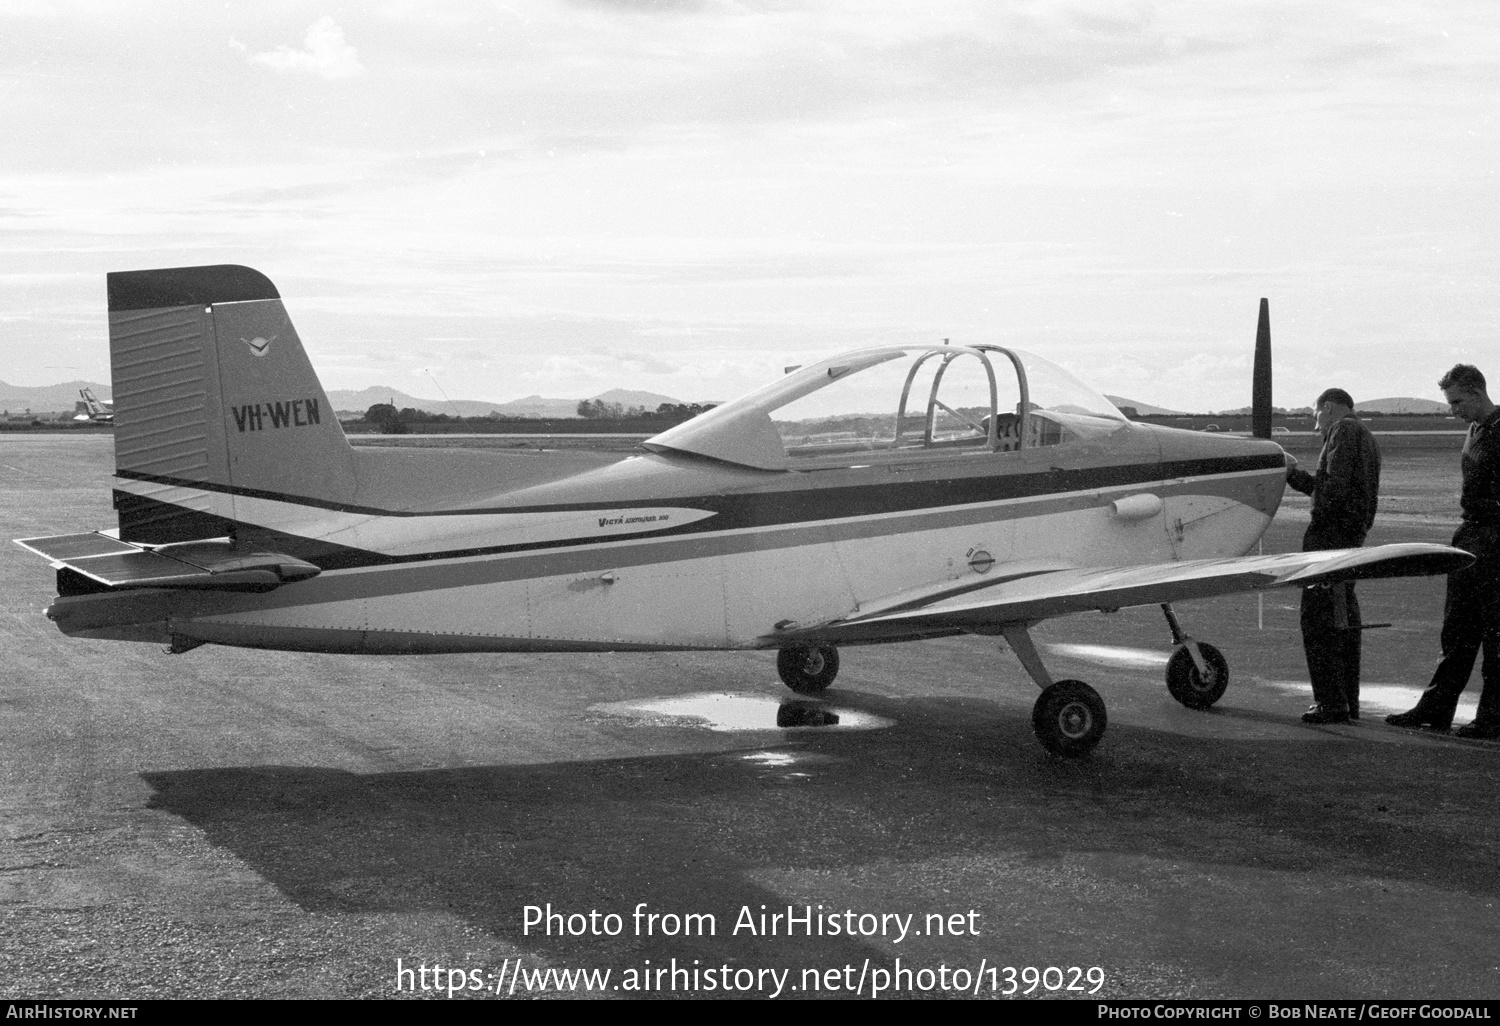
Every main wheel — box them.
[777,645,840,694]
[1031,680,1107,757]
[1166,642,1229,709]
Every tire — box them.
[1165,643,1229,709]
[1031,680,1107,757]
[777,645,840,694]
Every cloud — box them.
[249,16,363,80]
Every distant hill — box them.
[0,380,110,415]
[326,385,688,419]
[1210,397,1445,416]
[325,386,562,419]
[1357,397,1448,415]
[486,395,584,419]
[1105,395,1186,416]
[1212,406,1315,416]
[592,388,683,410]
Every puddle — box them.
[591,692,894,732]
[1258,679,1478,721]
[1046,643,1171,670]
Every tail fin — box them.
[107,265,356,542]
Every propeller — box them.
[1251,297,1272,439]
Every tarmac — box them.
[2,434,1497,1000]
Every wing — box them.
[767,543,1472,646]
[15,532,320,592]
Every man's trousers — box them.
[1302,581,1361,716]
[1413,554,1500,726]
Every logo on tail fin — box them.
[241,335,275,357]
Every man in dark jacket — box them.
[1287,387,1381,724]
[1387,364,1500,738]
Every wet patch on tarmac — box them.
[1258,678,1479,721]
[1045,643,1171,670]
[590,692,895,732]
[728,748,842,781]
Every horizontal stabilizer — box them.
[15,533,320,592]
[767,542,1473,646]
[15,532,139,561]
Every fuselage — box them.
[53,420,1287,654]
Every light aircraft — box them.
[72,387,114,423]
[16,265,1471,756]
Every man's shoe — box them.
[1385,708,1451,730]
[1455,721,1500,740]
[1303,706,1350,724]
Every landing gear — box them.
[777,645,840,694]
[1001,624,1107,757]
[996,607,1232,755]
[1160,604,1229,710]
[1166,642,1228,709]
[1031,680,1108,757]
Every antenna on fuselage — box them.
[1251,298,1272,439]
[423,369,465,420]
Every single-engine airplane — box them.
[16,266,1472,755]
[72,387,114,423]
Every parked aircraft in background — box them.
[72,387,114,423]
[16,266,1471,755]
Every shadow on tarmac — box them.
[141,690,1500,972]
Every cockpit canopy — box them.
[644,344,1127,471]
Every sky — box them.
[2,0,1496,410]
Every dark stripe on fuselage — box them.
[116,451,1282,521]
[113,450,1283,572]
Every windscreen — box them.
[770,348,1018,458]
[1010,349,1126,447]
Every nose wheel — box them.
[1160,604,1229,709]
[1165,642,1229,709]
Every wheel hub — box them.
[1058,702,1092,738]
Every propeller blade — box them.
[1252,297,1272,439]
